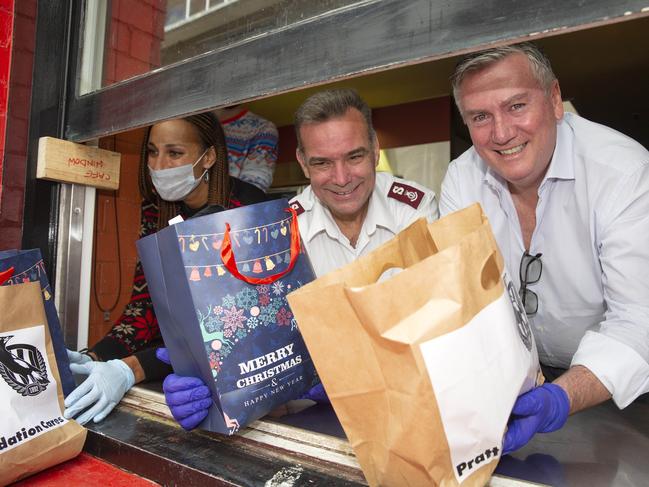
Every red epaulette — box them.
[387,181,425,209]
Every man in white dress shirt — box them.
[291,88,439,277]
[440,42,649,453]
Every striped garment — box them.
[222,109,278,192]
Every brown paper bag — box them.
[0,282,86,485]
[288,204,540,486]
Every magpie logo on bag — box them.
[0,334,50,396]
[506,279,533,352]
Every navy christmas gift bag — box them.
[0,249,75,396]
[136,198,318,434]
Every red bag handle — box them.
[0,266,14,286]
[221,208,300,285]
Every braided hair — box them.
[138,112,231,229]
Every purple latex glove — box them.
[156,347,171,365]
[157,348,212,431]
[503,383,570,455]
[300,382,330,403]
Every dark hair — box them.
[294,89,375,151]
[451,42,557,115]
[138,112,230,229]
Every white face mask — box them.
[149,148,209,202]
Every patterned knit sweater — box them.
[222,109,278,193]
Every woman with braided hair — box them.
[63,113,266,426]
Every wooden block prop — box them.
[37,136,121,190]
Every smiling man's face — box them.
[458,53,564,192]
[296,107,378,226]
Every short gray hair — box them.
[294,89,375,151]
[451,43,557,113]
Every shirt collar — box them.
[306,196,343,243]
[483,160,507,193]
[219,108,248,125]
[544,115,575,182]
[296,186,323,243]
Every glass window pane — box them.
[189,0,207,17]
[78,0,365,94]
[166,0,186,27]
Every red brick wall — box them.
[103,0,165,85]
[0,0,35,251]
[89,1,165,345]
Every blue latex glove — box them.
[66,348,93,365]
[163,373,213,430]
[64,359,135,425]
[300,382,330,403]
[503,383,570,454]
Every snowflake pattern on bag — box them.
[197,281,298,378]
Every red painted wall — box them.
[103,0,165,85]
[0,0,35,250]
